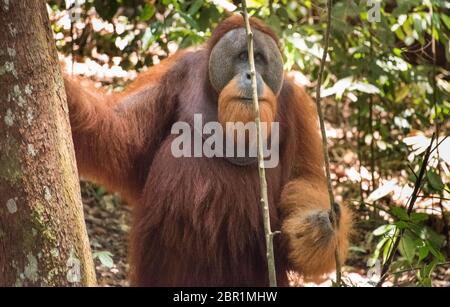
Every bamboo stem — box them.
[241,0,277,287]
[314,0,342,286]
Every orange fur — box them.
[63,52,183,204]
[280,179,352,279]
[217,77,277,151]
[278,80,353,279]
[218,77,277,127]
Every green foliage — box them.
[370,209,445,285]
[49,0,225,69]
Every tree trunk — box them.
[0,1,96,286]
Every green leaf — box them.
[422,226,445,248]
[93,251,114,268]
[422,260,437,277]
[349,246,367,253]
[432,13,441,31]
[395,220,409,229]
[94,186,107,200]
[410,212,428,223]
[383,237,394,263]
[426,241,445,262]
[276,6,290,21]
[427,171,444,191]
[395,86,410,103]
[179,11,199,30]
[373,224,395,236]
[369,236,389,266]
[399,233,416,263]
[394,27,406,40]
[197,5,220,31]
[393,48,402,56]
[140,4,156,21]
[284,6,298,22]
[391,206,409,221]
[420,277,432,287]
[266,15,282,34]
[188,0,204,16]
[418,245,429,261]
[441,14,450,30]
[93,0,118,21]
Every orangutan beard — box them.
[217,77,277,151]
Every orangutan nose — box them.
[239,70,264,100]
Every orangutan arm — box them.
[63,61,180,203]
[279,81,352,279]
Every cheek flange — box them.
[209,28,284,95]
[209,29,246,92]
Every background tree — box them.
[0,0,96,286]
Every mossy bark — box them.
[0,0,96,286]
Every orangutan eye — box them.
[255,53,265,63]
[239,51,264,63]
[239,51,248,61]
